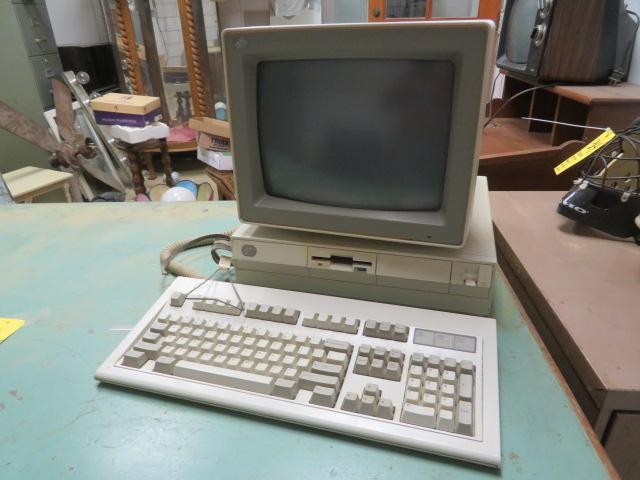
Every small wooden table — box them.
[4,166,74,203]
[491,190,640,479]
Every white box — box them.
[197,147,233,170]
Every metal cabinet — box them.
[11,0,63,108]
[0,0,63,172]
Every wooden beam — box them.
[178,0,215,117]
[134,0,171,124]
[114,0,145,94]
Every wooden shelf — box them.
[479,73,640,190]
[481,118,551,156]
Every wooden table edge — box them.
[496,270,619,479]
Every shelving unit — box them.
[480,72,640,190]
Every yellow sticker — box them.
[0,318,25,343]
[554,129,616,175]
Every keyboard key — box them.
[358,344,372,358]
[301,314,317,328]
[272,378,298,399]
[309,386,337,407]
[459,374,473,401]
[282,308,300,324]
[122,350,147,368]
[298,371,339,391]
[373,346,386,360]
[424,381,438,394]
[341,392,359,412]
[170,292,186,307]
[378,322,392,339]
[422,393,437,407]
[456,401,473,436]
[323,339,352,354]
[363,383,380,400]
[460,360,474,375]
[442,370,456,385]
[436,409,455,432]
[426,368,439,381]
[388,349,404,365]
[409,365,423,379]
[150,321,169,335]
[407,378,421,391]
[444,357,457,371]
[392,324,409,342]
[359,395,376,415]
[410,352,424,366]
[376,398,395,420]
[354,356,369,375]
[133,341,161,359]
[363,320,377,336]
[154,356,177,374]
[311,361,344,379]
[439,397,454,411]
[427,355,440,369]
[441,384,455,398]
[343,317,359,334]
[174,360,275,394]
[325,351,347,366]
[401,403,436,428]
[201,352,214,364]
[385,362,402,381]
[370,358,384,377]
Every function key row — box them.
[364,320,409,342]
[302,313,360,334]
[245,303,300,324]
[194,298,243,316]
[167,296,411,342]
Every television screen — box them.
[505,0,538,64]
[257,59,454,212]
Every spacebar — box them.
[173,360,275,395]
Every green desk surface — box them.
[0,203,613,479]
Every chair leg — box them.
[159,138,175,187]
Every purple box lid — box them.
[94,108,162,127]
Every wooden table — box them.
[4,166,73,202]
[0,202,615,479]
[491,191,640,479]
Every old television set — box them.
[497,0,627,83]
[223,21,494,248]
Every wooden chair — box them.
[368,0,502,26]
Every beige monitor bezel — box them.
[223,21,494,248]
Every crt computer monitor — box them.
[223,21,494,248]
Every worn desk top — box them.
[491,191,640,396]
[0,202,613,479]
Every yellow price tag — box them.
[0,318,25,343]
[554,128,616,175]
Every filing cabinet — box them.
[0,0,63,172]
[9,0,63,108]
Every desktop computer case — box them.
[232,177,496,316]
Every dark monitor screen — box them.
[257,59,455,212]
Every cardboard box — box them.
[91,93,161,115]
[198,132,230,151]
[197,147,233,171]
[189,116,231,140]
[91,93,162,127]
